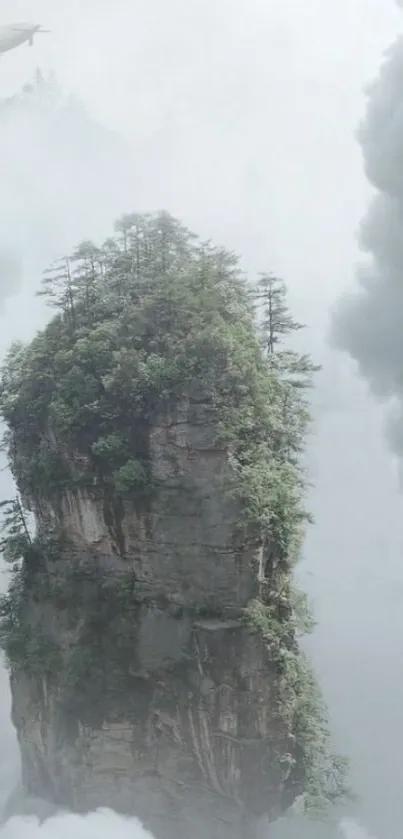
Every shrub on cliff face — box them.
[0,211,349,813]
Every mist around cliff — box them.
[0,809,152,839]
[0,73,136,351]
[0,2,402,839]
[0,810,375,839]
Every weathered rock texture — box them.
[9,400,298,838]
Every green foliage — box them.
[0,216,312,528]
[0,211,348,811]
[291,585,317,635]
[0,541,138,708]
[0,496,32,566]
[112,459,147,494]
[0,213,255,503]
[0,563,61,677]
[257,273,303,354]
[244,599,350,812]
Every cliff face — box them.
[0,213,347,837]
[9,399,294,838]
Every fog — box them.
[0,810,154,839]
[0,1,403,838]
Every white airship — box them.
[0,22,49,55]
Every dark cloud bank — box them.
[330,4,403,462]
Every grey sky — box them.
[0,2,403,838]
[0,0,399,319]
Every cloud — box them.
[0,809,154,839]
[339,819,378,839]
[330,31,403,464]
[0,73,136,324]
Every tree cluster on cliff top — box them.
[0,211,315,524]
[0,211,348,812]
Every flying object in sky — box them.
[0,23,49,55]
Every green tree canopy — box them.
[0,213,313,533]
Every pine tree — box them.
[70,240,103,322]
[37,257,77,330]
[0,496,31,566]
[257,273,301,354]
[256,273,320,460]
